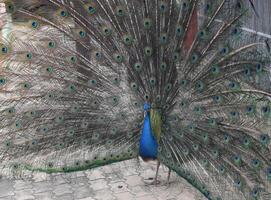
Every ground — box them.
[0,159,206,200]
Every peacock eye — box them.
[1,47,8,54]
[220,46,229,55]
[79,30,86,38]
[60,10,68,17]
[256,63,263,73]
[230,111,237,117]
[236,1,243,9]
[143,18,152,29]
[31,21,39,29]
[206,4,211,11]
[160,34,168,45]
[113,53,124,63]
[0,78,6,85]
[214,96,220,101]
[224,135,229,140]
[219,166,225,172]
[102,27,112,37]
[131,83,137,89]
[172,52,179,62]
[234,155,241,162]
[116,6,125,17]
[134,62,142,72]
[143,47,152,58]
[6,3,15,13]
[160,62,167,71]
[150,77,156,85]
[159,2,168,12]
[165,83,172,91]
[244,68,251,75]
[235,179,241,187]
[123,35,133,45]
[88,5,96,14]
[252,189,259,197]
[228,81,238,89]
[191,53,199,63]
[195,81,204,91]
[23,82,31,89]
[48,41,56,48]
[26,53,33,60]
[176,26,183,36]
[46,66,53,73]
[262,106,269,113]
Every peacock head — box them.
[144,103,151,111]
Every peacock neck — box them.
[139,105,160,160]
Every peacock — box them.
[0,0,271,199]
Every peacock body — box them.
[0,0,271,199]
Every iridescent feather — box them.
[0,0,271,199]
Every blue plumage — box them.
[139,105,158,160]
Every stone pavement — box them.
[0,159,206,200]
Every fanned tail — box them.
[0,1,271,199]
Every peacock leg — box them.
[166,169,171,187]
[153,160,161,185]
[144,160,161,185]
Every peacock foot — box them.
[144,177,161,185]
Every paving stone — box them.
[109,182,129,193]
[0,179,14,198]
[15,189,35,200]
[93,189,116,200]
[176,190,196,200]
[31,173,50,183]
[32,181,52,193]
[89,179,109,191]
[86,170,105,181]
[69,171,86,179]
[0,159,206,200]
[53,183,73,196]
[70,176,89,187]
[54,194,74,200]
[14,180,33,191]
[34,192,53,200]
[134,195,157,200]
[0,196,14,200]
[73,185,93,199]
[121,167,139,176]
[125,175,143,187]
[129,185,152,197]
[51,175,70,185]
[78,197,95,200]
[100,165,114,174]
[106,172,124,183]
[114,192,134,200]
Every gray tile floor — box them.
[0,159,205,200]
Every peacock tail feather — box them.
[0,0,271,199]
